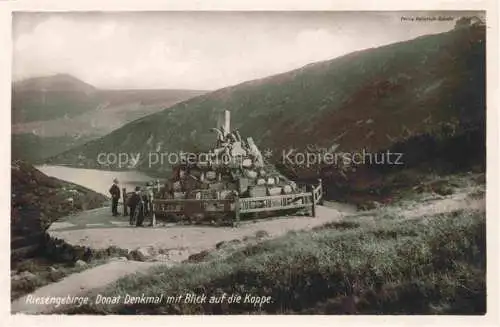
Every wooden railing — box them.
[144,179,323,227]
[239,192,312,213]
[153,198,233,214]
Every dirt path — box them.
[48,190,484,253]
[11,261,167,314]
[343,189,485,226]
[48,205,348,252]
[14,205,347,314]
[403,191,484,219]
[13,190,484,314]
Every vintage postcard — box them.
[2,0,498,325]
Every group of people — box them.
[108,178,154,227]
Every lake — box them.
[36,165,158,197]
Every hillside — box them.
[48,26,485,200]
[12,74,206,125]
[11,160,107,261]
[12,133,95,163]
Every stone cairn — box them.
[163,110,299,200]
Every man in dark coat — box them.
[128,186,145,226]
[109,178,121,216]
[142,184,151,217]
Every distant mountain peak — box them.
[13,74,97,93]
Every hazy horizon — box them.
[13,11,482,90]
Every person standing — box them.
[128,186,145,227]
[141,185,150,217]
[109,178,121,216]
[147,184,155,226]
[143,182,154,217]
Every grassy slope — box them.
[61,206,485,315]
[10,160,111,299]
[48,26,485,176]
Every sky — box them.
[12,11,482,90]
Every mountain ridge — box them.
[12,75,208,162]
[48,26,485,190]
[12,74,208,124]
[13,74,96,93]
